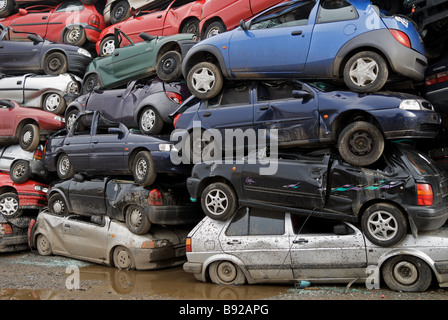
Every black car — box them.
[0,27,92,77]
[0,214,31,253]
[65,76,191,135]
[187,143,448,247]
[47,174,202,235]
[43,110,191,186]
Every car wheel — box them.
[110,0,130,24]
[0,192,23,218]
[48,193,68,216]
[132,151,157,187]
[43,52,68,75]
[361,203,408,247]
[99,35,116,56]
[189,129,219,163]
[382,255,432,292]
[181,18,199,35]
[56,153,75,180]
[125,204,151,235]
[10,160,31,184]
[113,246,135,270]
[65,109,81,132]
[209,261,246,285]
[343,51,388,93]
[63,26,86,47]
[139,107,164,135]
[0,0,14,18]
[156,51,183,82]
[82,73,100,94]
[201,182,237,220]
[204,21,226,38]
[337,121,384,167]
[19,123,40,151]
[187,62,223,100]
[43,93,66,115]
[36,234,53,256]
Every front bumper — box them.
[67,52,94,77]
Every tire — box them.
[204,21,226,38]
[43,93,66,115]
[110,0,130,25]
[132,151,157,187]
[48,193,68,216]
[0,0,14,18]
[139,107,164,135]
[36,234,53,256]
[181,18,199,36]
[201,182,237,220]
[125,204,151,235]
[113,246,135,270]
[187,62,223,100]
[382,255,432,292]
[82,73,101,94]
[361,203,408,247]
[343,51,388,93]
[337,121,384,167]
[19,123,40,151]
[63,26,86,47]
[65,109,80,132]
[56,153,75,180]
[0,192,23,218]
[156,51,183,82]
[43,52,68,75]
[209,261,246,285]
[10,160,31,184]
[99,35,116,56]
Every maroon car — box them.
[0,99,65,151]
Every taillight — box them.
[0,223,13,235]
[33,148,43,160]
[186,237,191,252]
[88,14,100,28]
[166,92,183,104]
[173,113,181,128]
[417,183,433,206]
[148,189,163,206]
[390,29,411,48]
[425,71,448,87]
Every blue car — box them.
[171,80,441,167]
[182,0,427,99]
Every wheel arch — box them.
[200,17,226,39]
[196,176,235,202]
[181,45,228,78]
[60,24,86,43]
[41,49,68,69]
[128,147,150,171]
[48,188,72,213]
[202,254,254,284]
[179,16,200,34]
[330,110,384,141]
[156,41,181,63]
[15,119,39,140]
[0,186,17,196]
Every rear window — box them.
[403,147,444,176]
[226,207,285,236]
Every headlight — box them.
[399,99,434,111]
[34,185,49,193]
[159,143,172,151]
[54,115,65,122]
[77,48,91,58]
[67,81,80,94]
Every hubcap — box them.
[22,130,32,144]
[349,57,379,87]
[366,210,398,241]
[52,200,64,215]
[393,261,418,285]
[67,28,81,43]
[0,196,18,216]
[129,208,143,227]
[48,58,62,72]
[349,131,373,156]
[101,39,115,55]
[59,156,70,175]
[217,262,237,283]
[205,189,228,215]
[206,27,221,38]
[13,163,25,178]
[136,158,147,180]
[115,249,131,269]
[141,109,155,131]
[45,94,61,112]
[192,67,215,93]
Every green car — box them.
[82,29,198,93]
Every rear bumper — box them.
[0,234,28,253]
[146,204,203,225]
[129,245,186,270]
[405,203,448,231]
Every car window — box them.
[258,82,303,101]
[67,215,105,227]
[95,114,121,135]
[207,85,251,108]
[316,0,358,24]
[402,146,445,176]
[55,0,84,12]
[171,0,197,9]
[291,214,354,235]
[250,1,314,30]
[226,207,285,236]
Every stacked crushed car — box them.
[1,0,448,293]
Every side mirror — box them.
[292,90,311,99]
[18,8,27,15]
[108,127,123,134]
[130,6,137,16]
[27,34,43,43]
[92,85,103,93]
[73,173,85,182]
[239,19,247,31]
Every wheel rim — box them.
[51,199,65,215]
[66,113,77,131]
[206,26,221,38]
[141,109,155,131]
[192,67,215,93]
[184,22,198,34]
[84,75,98,92]
[135,158,148,180]
[45,93,61,112]
[0,0,7,11]
[161,56,178,75]
[48,57,63,72]
[205,189,228,215]
[22,129,33,145]
[217,262,238,283]
[348,131,373,156]
[101,39,115,55]
[66,28,81,43]
[38,236,50,253]
[349,57,379,87]
[128,207,143,228]
[393,261,419,285]
[113,5,127,21]
[58,156,70,176]
[115,249,132,269]
[0,195,18,216]
[366,210,398,242]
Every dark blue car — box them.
[172,80,441,167]
[181,0,427,99]
[43,111,191,186]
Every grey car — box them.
[184,207,448,292]
[0,73,81,115]
[29,210,190,270]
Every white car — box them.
[104,0,165,24]
[0,73,81,115]
[184,207,448,292]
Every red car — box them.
[0,172,48,219]
[0,99,65,151]
[0,0,107,47]
[96,0,204,56]
[198,0,286,39]
[0,0,64,18]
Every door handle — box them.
[92,139,99,144]
[64,224,70,228]
[293,238,309,244]
[114,52,119,56]
[291,30,303,36]
[259,105,269,110]
[42,16,48,20]
[227,240,241,245]
[157,15,162,18]
[203,112,212,117]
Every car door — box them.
[0,31,43,73]
[62,112,93,170]
[0,75,26,104]
[0,101,17,137]
[227,1,316,76]
[219,207,294,280]
[253,81,319,146]
[45,1,85,43]
[7,9,51,39]
[66,177,108,215]
[289,215,367,280]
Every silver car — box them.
[0,144,48,183]
[184,207,448,292]
[0,73,81,115]
[29,210,189,270]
